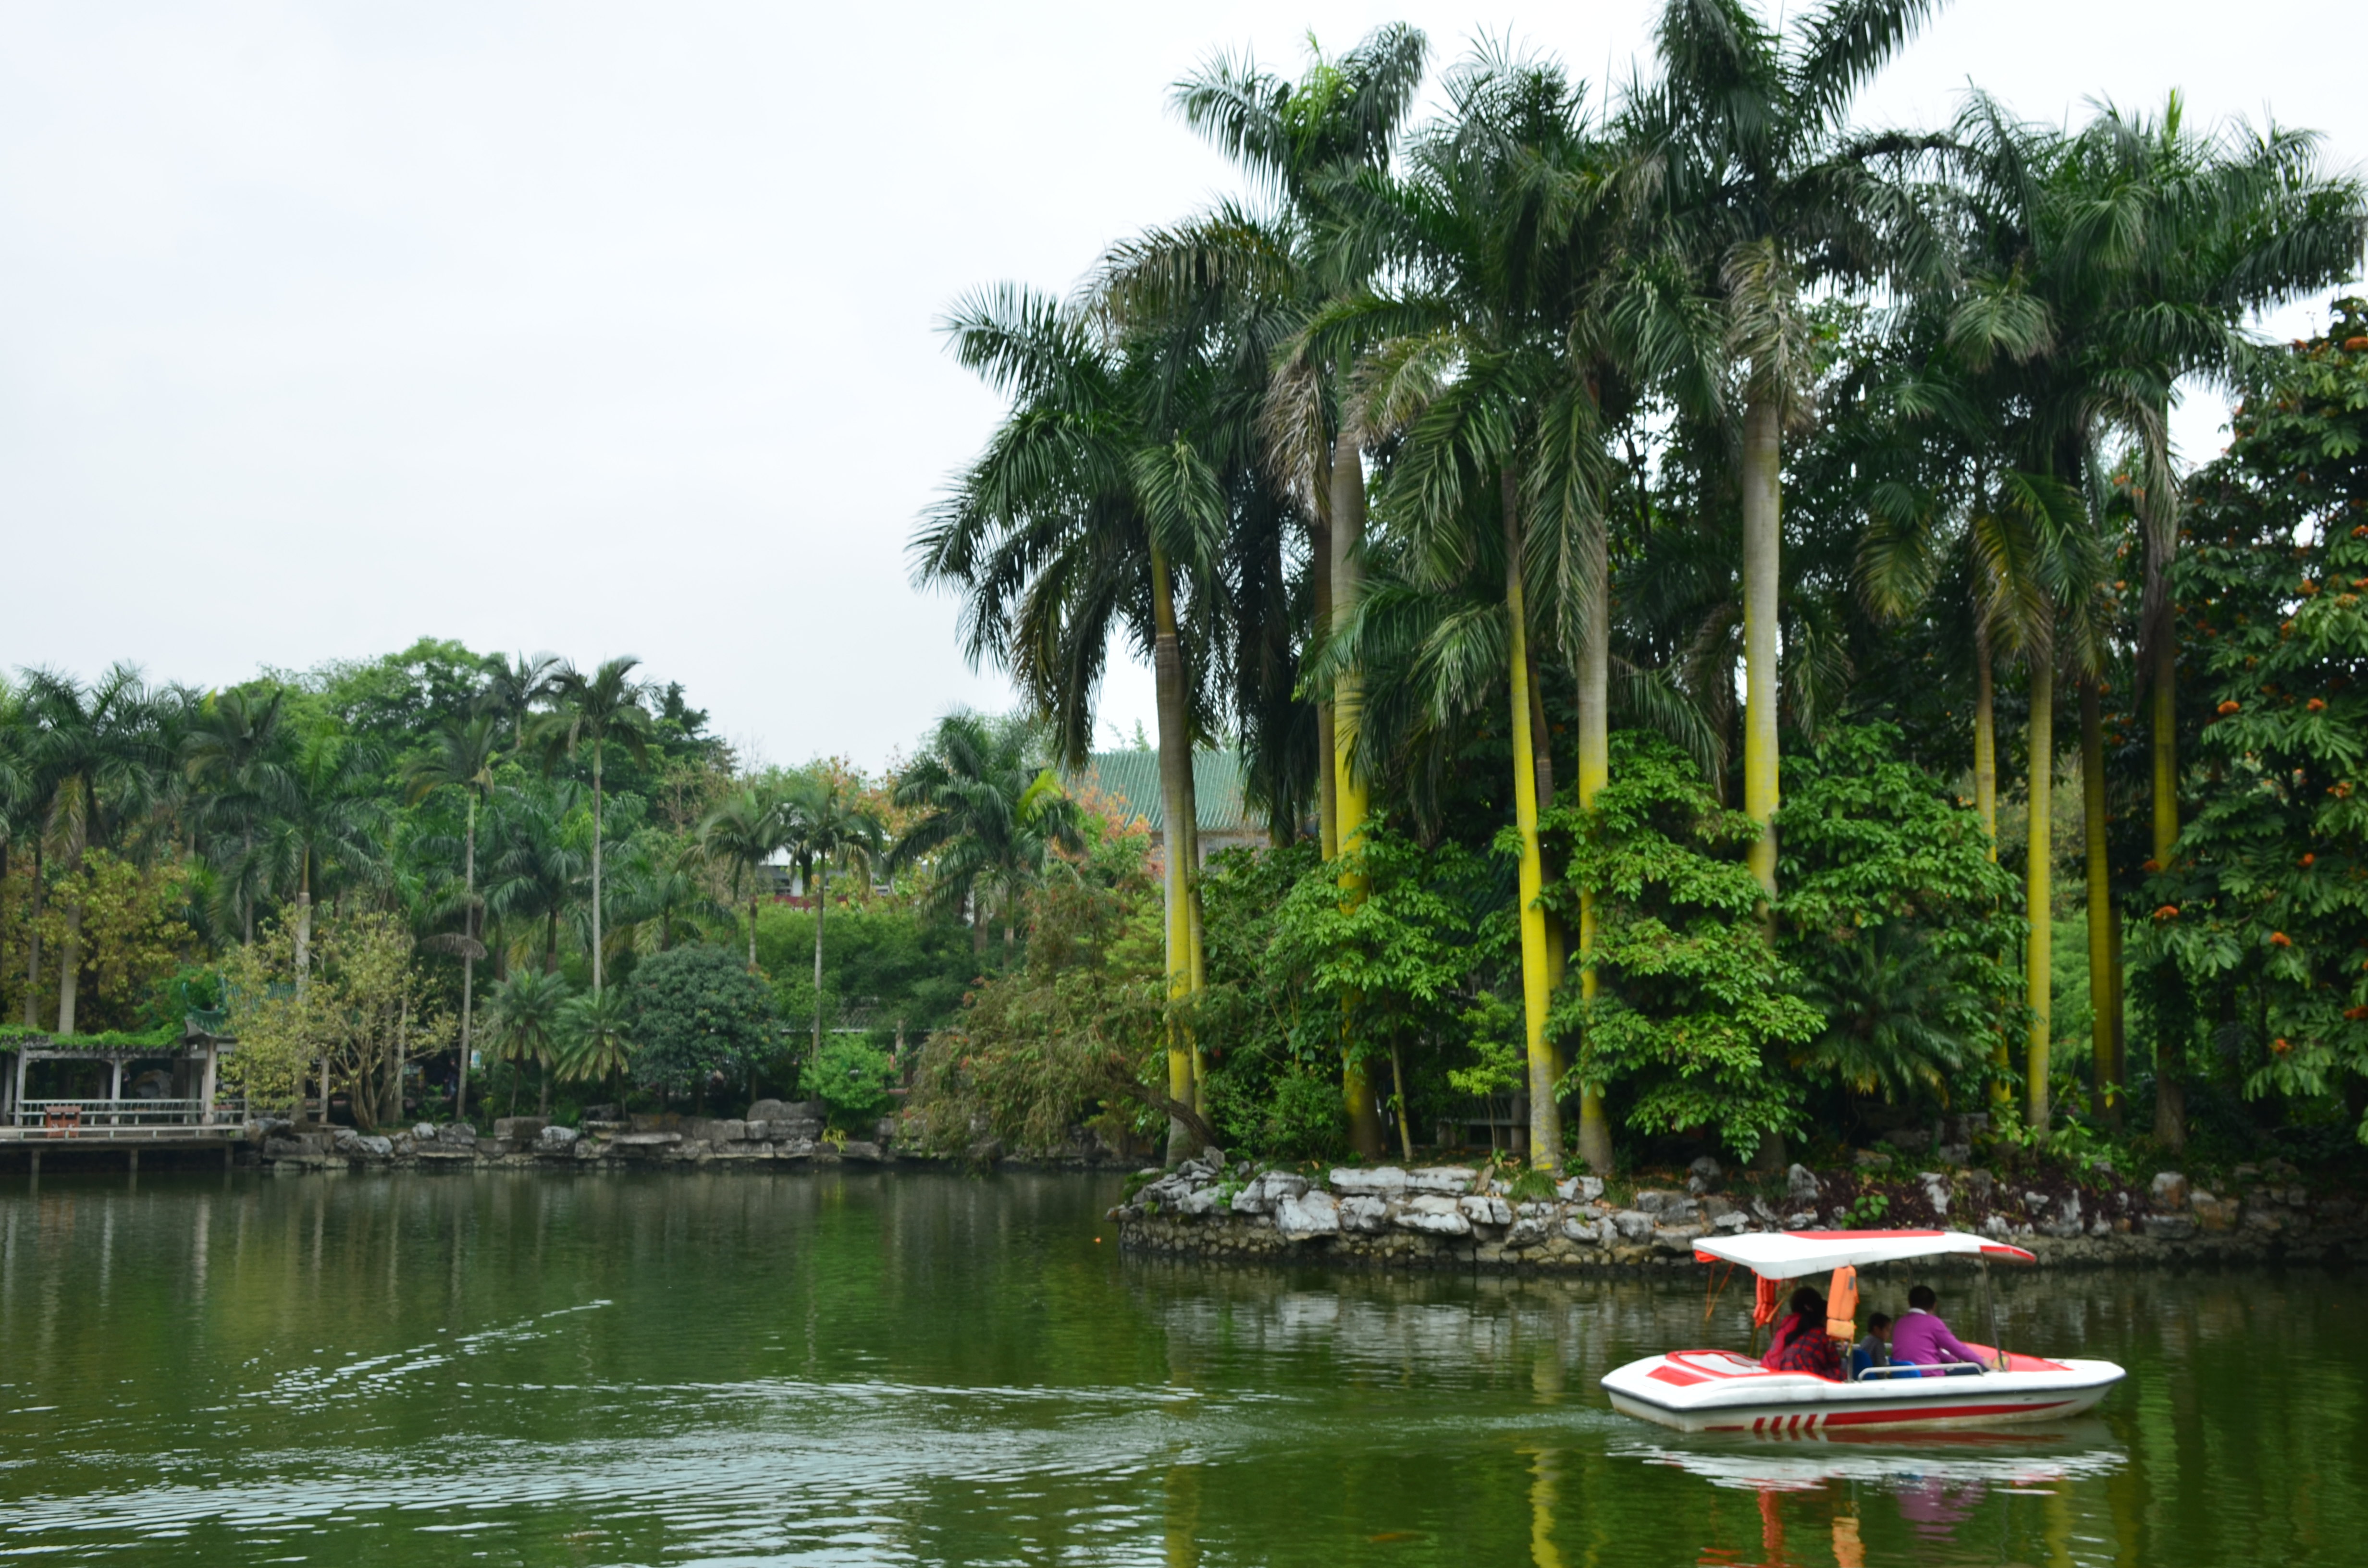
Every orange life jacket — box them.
[1825,1264,1858,1340]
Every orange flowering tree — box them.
[2135,299,2368,1147]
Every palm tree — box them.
[248,724,390,1001]
[480,783,590,978]
[479,652,559,752]
[781,770,888,1078]
[556,987,636,1104]
[1317,44,1641,1170]
[483,967,572,1116]
[21,665,171,1034]
[914,287,1234,1162]
[698,782,792,969]
[889,711,1085,957]
[531,658,657,997]
[1139,27,1430,1154]
[184,686,294,943]
[611,836,728,956]
[404,716,502,1120]
[1166,24,1431,861]
[1629,0,1949,908]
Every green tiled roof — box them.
[1065,750,1259,835]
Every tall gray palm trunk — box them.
[811,856,827,1075]
[55,815,88,1036]
[1739,391,1782,904]
[591,741,605,996]
[21,845,42,1029]
[457,793,477,1121]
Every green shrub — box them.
[811,1035,898,1129]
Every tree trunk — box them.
[2080,677,2119,1128]
[2026,652,2055,1134]
[591,741,604,996]
[1574,502,1614,1175]
[1504,468,1562,1170]
[21,845,43,1029]
[812,858,827,1073]
[1149,544,1201,1165]
[1311,513,1337,859]
[748,891,759,971]
[294,853,314,999]
[1390,1040,1413,1162]
[1331,423,1385,1160]
[1740,390,1782,905]
[458,794,476,1122]
[1973,620,1998,857]
[55,900,81,1037]
[1973,626,2012,1113]
[54,821,86,1037]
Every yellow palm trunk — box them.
[1149,547,1198,1164]
[1505,476,1560,1170]
[1332,428,1386,1158]
[2026,659,2054,1133]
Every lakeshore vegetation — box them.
[6,2,2368,1185]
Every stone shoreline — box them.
[1110,1154,2368,1273]
[248,1100,929,1173]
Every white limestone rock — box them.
[1276,1189,1341,1238]
[1459,1195,1513,1227]
[1393,1195,1473,1236]
[1330,1167,1408,1197]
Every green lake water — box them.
[1,1168,2358,1567]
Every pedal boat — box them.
[1602,1229,2126,1434]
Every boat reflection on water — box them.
[1610,1423,2123,1562]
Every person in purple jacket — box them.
[1890,1285,2001,1374]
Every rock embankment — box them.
[1110,1152,2368,1271]
[249,1100,902,1172]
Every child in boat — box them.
[1891,1285,1997,1373]
[1851,1312,1894,1379]
[1762,1286,1845,1379]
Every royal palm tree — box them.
[889,711,1085,957]
[781,771,888,1076]
[404,716,502,1120]
[915,287,1234,1161]
[698,781,793,969]
[532,657,657,997]
[1316,44,1644,1170]
[1629,0,1950,909]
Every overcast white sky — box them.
[2,1,2360,772]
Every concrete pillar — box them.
[198,1044,219,1127]
[10,1050,25,1127]
[109,1058,123,1101]
[126,1148,138,1176]
[26,1149,37,1178]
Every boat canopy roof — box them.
[1692,1229,2037,1279]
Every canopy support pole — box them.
[1981,1259,2000,1369]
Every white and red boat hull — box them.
[1603,1348,2125,1434]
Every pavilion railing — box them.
[12,1098,223,1129]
